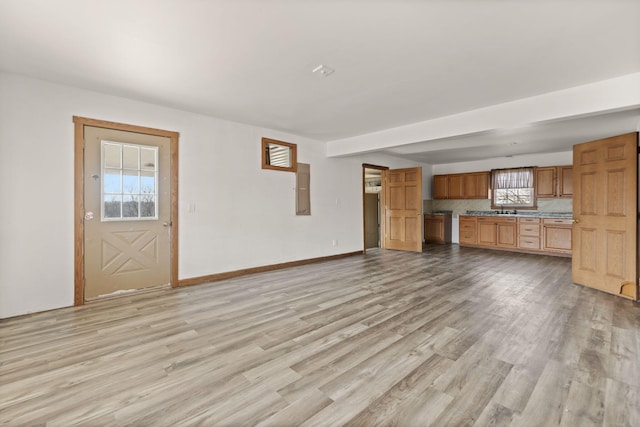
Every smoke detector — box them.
[312,64,335,77]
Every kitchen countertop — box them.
[462,211,572,218]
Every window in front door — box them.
[101,141,158,220]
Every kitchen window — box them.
[491,167,536,209]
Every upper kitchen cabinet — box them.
[433,175,448,199]
[535,167,557,198]
[534,165,573,198]
[558,165,573,197]
[463,172,490,199]
[448,174,465,199]
[433,171,489,200]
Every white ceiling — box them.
[1,0,639,164]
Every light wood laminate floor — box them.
[1,245,639,426]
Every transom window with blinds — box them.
[491,167,535,208]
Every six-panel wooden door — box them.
[382,167,423,252]
[572,132,638,300]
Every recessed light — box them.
[312,64,335,77]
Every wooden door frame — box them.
[362,164,388,254]
[73,116,179,305]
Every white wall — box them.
[0,72,429,318]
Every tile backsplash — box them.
[425,198,572,216]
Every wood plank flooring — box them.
[1,245,639,426]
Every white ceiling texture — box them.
[1,0,639,164]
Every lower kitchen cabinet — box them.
[477,220,497,245]
[459,216,477,245]
[460,215,571,257]
[518,217,541,250]
[497,221,517,248]
[542,218,572,254]
[424,214,452,244]
[476,217,516,248]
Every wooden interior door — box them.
[382,167,422,252]
[83,126,172,300]
[572,132,638,300]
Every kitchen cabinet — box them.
[433,175,448,199]
[535,165,573,198]
[459,215,570,257]
[459,216,477,244]
[433,171,489,200]
[477,216,516,248]
[448,174,465,199]
[477,220,497,245]
[463,172,490,199]
[535,167,557,198]
[518,217,540,250]
[424,213,452,244]
[542,218,572,254]
[558,166,573,197]
[497,221,517,248]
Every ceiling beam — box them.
[326,73,640,158]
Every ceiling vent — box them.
[312,64,335,77]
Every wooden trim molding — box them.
[261,137,297,172]
[73,120,85,306]
[178,251,363,287]
[73,116,180,306]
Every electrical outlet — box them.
[332,239,338,247]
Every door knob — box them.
[572,219,579,224]
[163,222,172,227]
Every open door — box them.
[382,167,423,252]
[572,132,638,300]
[363,164,386,253]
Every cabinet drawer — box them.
[459,218,476,230]
[478,216,516,223]
[519,224,540,236]
[460,233,476,244]
[519,237,540,250]
[543,218,572,225]
[518,217,540,224]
